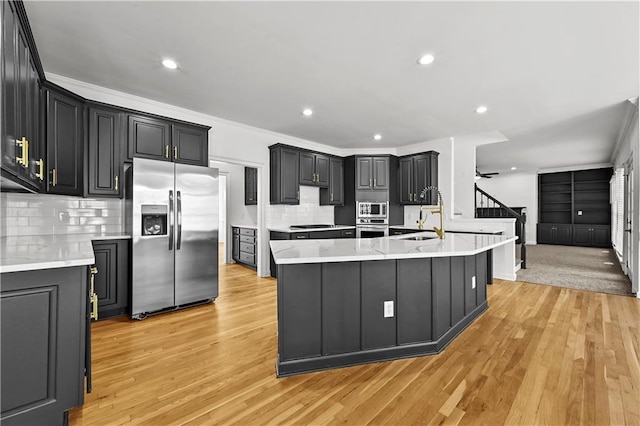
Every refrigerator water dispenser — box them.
[141,205,168,236]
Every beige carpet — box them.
[516,244,633,296]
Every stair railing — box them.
[474,183,527,269]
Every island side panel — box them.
[322,262,361,355]
[476,251,488,303]
[361,260,396,350]
[397,258,432,345]
[278,264,322,361]
[464,256,477,315]
[432,257,452,340]
[450,257,465,325]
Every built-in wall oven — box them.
[356,201,389,238]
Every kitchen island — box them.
[270,232,517,377]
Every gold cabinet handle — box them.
[297,191,300,200]
[51,168,57,186]
[374,179,376,187]
[35,159,44,181]
[89,266,99,320]
[369,178,372,188]
[330,193,333,202]
[174,146,178,160]
[15,137,29,168]
[115,175,119,191]
[165,145,169,159]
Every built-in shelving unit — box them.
[537,168,612,247]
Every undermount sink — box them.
[400,235,437,241]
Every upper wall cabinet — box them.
[128,115,209,166]
[45,84,84,196]
[1,0,44,192]
[356,156,389,190]
[270,144,300,205]
[399,151,439,205]
[245,166,258,205]
[319,157,344,206]
[87,105,123,198]
[299,152,329,187]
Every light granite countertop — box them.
[270,232,517,265]
[268,225,356,233]
[1,232,131,273]
[391,224,503,235]
[231,224,258,230]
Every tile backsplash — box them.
[267,186,334,227]
[1,193,123,237]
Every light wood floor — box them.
[70,259,640,425]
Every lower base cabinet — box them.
[232,227,257,269]
[91,239,130,319]
[537,223,610,247]
[1,267,88,425]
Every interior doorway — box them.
[218,173,228,263]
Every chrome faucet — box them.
[417,186,445,239]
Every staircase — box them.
[475,184,527,269]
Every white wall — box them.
[611,99,639,295]
[477,173,539,244]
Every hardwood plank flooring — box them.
[69,259,640,425]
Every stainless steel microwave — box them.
[357,201,388,219]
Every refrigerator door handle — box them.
[177,190,182,250]
[169,190,174,251]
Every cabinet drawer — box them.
[240,228,256,236]
[240,235,255,244]
[240,252,255,265]
[240,242,255,254]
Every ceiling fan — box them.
[476,169,500,179]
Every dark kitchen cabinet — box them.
[171,123,208,166]
[270,145,300,204]
[299,151,329,187]
[127,114,171,162]
[45,84,84,196]
[361,260,396,350]
[1,266,87,425]
[1,0,44,192]
[399,151,439,205]
[87,106,123,197]
[232,227,257,269]
[356,156,388,190]
[245,167,258,205]
[572,225,610,248]
[320,157,344,206]
[537,224,572,245]
[91,239,129,319]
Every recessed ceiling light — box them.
[475,105,488,114]
[162,58,178,70]
[302,108,313,117]
[417,54,435,65]
[374,134,382,141]
[511,166,517,171]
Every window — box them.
[611,168,625,256]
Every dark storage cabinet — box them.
[232,227,257,269]
[320,157,344,206]
[1,0,43,192]
[1,266,87,425]
[537,168,612,247]
[127,114,171,162]
[356,156,389,190]
[244,167,258,205]
[171,124,208,166]
[91,239,130,319]
[270,145,300,204]
[399,151,439,205]
[45,85,84,196]
[299,152,329,187]
[87,106,122,197]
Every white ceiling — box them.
[24,1,639,175]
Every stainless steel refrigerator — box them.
[127,158,218,319]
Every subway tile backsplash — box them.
[267,186,334,227]
[1,193,123,237]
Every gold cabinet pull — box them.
[15,137,29,168]
[115,175,119,191]
[174,146,177,160]
[89,266,99,320]
[51,168,57,186]
[165,145,169,159]
[374,179,376,187]
[369,178,372,188]
[297,191,300,200]
[35,159,44,181]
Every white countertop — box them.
[1,232,131,273]
[270,232,517,264]
[231,224,258,230]
[268,225,356,233]
[391,224,503,235]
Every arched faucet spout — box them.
[417,186,445,239]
